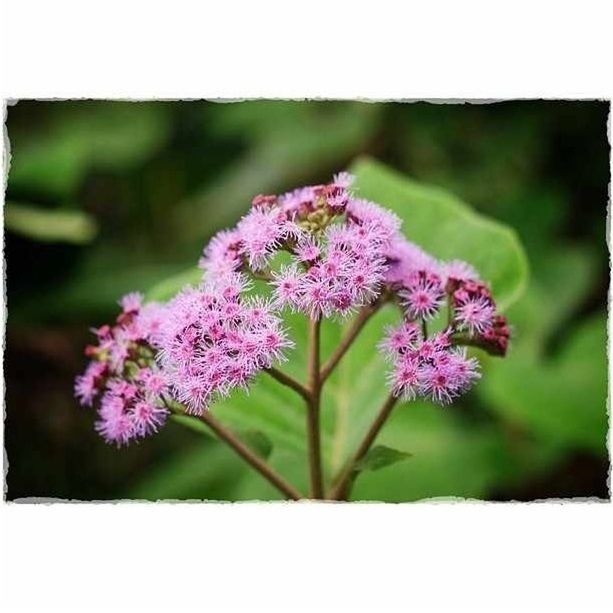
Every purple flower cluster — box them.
[157,274,293,415]
[201,173,395,319]
[380,324,480,405]
[74,293,170,446]
[76,171,511,444]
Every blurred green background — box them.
[4,99,609,501]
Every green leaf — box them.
[5,201,97,244]
[351,157,529,310]
[354,445,413,472]
[130,440,251,501]
[480,314,607,455]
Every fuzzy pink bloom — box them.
[333,171,355,189]
[74,361,108,407]
[379,321,421,358]
[119,292,143,314]
[271,265,305,310]
[400,271,445,321]
[157,282,293,415]
[130,400,169,437]
[389,355,421,400]
[95,389,134,446]
[236,207,288,270]
[418,348,480,405]
[198,228,242,277]
[346,198,401,241]
[454,295,495,335]
[294,237,321,263]
[323,184,350,210]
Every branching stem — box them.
[328,393,399,501]
[266,367,310,401]
[320,303,381,383]
[167,401,303,500]
[306,316,324,498]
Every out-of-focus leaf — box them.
[5,201,97,244]
[130,440,250,501]
[178,102,381,240]
[9,102,171,198]
[13,242,191,323]
[354,445,413,473]
[351,405,509,501]
[506,245,598,353]
[480,314,607,455]
[351,157,529,310]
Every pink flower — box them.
[333,171,355,188]
[389,355,421,400]
[130,400,169,437]
[198,229,242,277]
[347,198,401,240]
[74,361,107,407]
[400,271,445,321]
[119,292,143,314]
[454,295,495,335]
[294,237,321,263]
[157,283,293,415]
[271,265,305,310]
[236,207,288,270]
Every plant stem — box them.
[168,401,303,500]
[421,318,428,339]
[328,393,399,501]
[306,316,324,499]
[265,367,310,401]
[320,303,380,383]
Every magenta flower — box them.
[400,270,445,321]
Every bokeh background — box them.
[4,99,609,501]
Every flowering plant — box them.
[75,169,511,500]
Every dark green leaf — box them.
[354,445,413,472]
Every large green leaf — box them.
[477,243,607,456]
[135,159,529,500]
[480,314,607,455]
[351,157,529,310]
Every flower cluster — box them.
[380,324,480,404]
[74,293,170,446]
[157,274,293,415]
[76,171,510,446]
